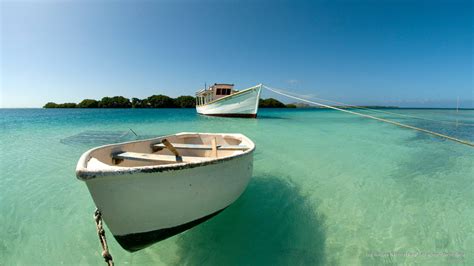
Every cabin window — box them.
[216,88,222,95]
[226,89,231,95]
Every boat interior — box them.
[85,133,252,169]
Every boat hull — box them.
[114,208,226,251]
[204,113,257,118]
[196,85,261,118]
[83,152,253,252]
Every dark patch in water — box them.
[60,130,157,147]
[166,176,327,265]
[386,121,471,191]
[389,134,464,186]
[257,115,289,120]
[404,120,474,145]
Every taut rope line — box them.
[263,85,474,148]
[267,86,474,127]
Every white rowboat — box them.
[76,132,255,252]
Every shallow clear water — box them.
[1,108,473,265]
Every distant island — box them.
[43,95,399,109]
[44,95,195,108]
[43,95,296,108]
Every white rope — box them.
[263,85,474,148]
[266,86,474,127]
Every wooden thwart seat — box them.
[152,143,249,150]
[113,152,209,164]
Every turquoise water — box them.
[1,108,473,265]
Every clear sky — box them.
[1,0,472,108]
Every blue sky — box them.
[1,0,472,108]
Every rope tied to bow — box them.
[94,209,114,266]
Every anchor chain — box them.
[94,208,114,266]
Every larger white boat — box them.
[196,83,262,118]
[76,132,255,252]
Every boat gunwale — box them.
[76,132,255,180]
[195,84,262,107]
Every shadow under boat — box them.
[256,115,290,120]
[159,175,328,266]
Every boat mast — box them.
[456,96,459,113]
[456,96,459,127]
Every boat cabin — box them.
[196,83,236,106]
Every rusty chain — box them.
[94,208,114,266]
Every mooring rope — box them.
[263,85,474,147]
[94,209,114,266]
[129,128,138,137]
[266,86,474,127]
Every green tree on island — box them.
[43,102,77,108]
[98,96,132,108]
[131,98,150,108]
[259,98,286,108]
[78,99,99,108]
[44,102,59,108]
[147,95,176,108]
[174,96,196,108]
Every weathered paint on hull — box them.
[196,85,261,118]
[114,208,226,252]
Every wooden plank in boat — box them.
[219,145,249,150]
[153,143,219,150]
[152,143,248,150]
[211,137,218,158]
[114,152,209,163]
